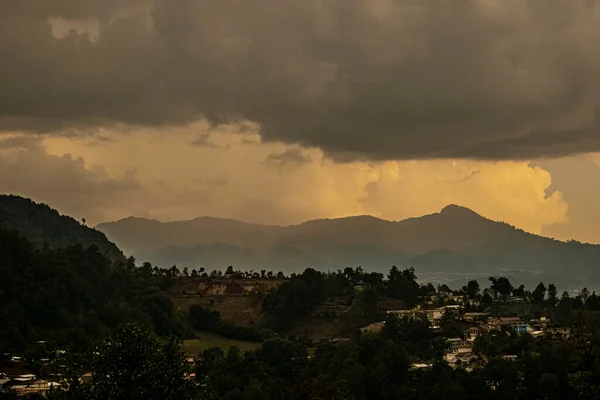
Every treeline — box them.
[0,230,190,353]
[259,265,600,332]
[0,229,288,354]
[0,194,123,261]
[166,265,287,279]
[474,277,600,326]
[43,315,600,400]
[261,266,421,331]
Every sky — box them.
[2,0,600,242]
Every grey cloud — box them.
[2,0,600,160]
[0,135,41,149]
[0,0,145,21]
[265,148,312,168]
[0,140,141,223]
[190,132,227,148]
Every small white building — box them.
[410,363,433,370]
[426,308,445,322]
[464,327,483,342]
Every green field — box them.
[181,331,261,356]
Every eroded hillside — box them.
[167,278,284,326]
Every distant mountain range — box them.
[97,205,600,282]
[0,195,124,261]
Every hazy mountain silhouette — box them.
[0,195,124,261]
[97,205,600,277]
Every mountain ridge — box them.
[96,205,600,282]
[97,204,549,239]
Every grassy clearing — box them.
[181,331,261,356]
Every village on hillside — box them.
[1,270,577,397]
[361,292,571,371]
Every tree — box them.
[359,288,380,324]
[387,266,419,307]
[481,289,493,305]
[495,277,513,298]
[547,283,557,306]
[488,277,498,300]
[183,267,189,277]
[126,256,136,271]
[513,284,526,298]
[587,292,600,311]
[464,280,480,299]
[263,278,318,330]
[489,276,512,301]
[581,287,590,303]
[225,266,235,276]
[343,267,356,283]
[363,272,384,287]
[140,262,153,276]
[557,291,574,325]
[426,283,436,295]
[58,324,199,400]
[189,305,221,331]
[438,284,452,295]
[191,269,198,277]
[532,282,547,306]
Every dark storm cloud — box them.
[0,135,40,149]
[2,0,600,160]
[0,138,142,222]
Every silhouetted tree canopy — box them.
[0,230,190,353]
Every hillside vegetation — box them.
[0,195,123,261]
[0,229,190,353]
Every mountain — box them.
[97,205,600,284]
[0,195,124,261]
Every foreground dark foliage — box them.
[0,230,191,353]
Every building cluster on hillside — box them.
[362,296,571,371]
[0,348,74,397]
[444,311,566,369]
[0,346,203,397]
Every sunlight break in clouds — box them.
[36,123,569,236]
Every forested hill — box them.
[0,195,123,261]
[98,205,600,280]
